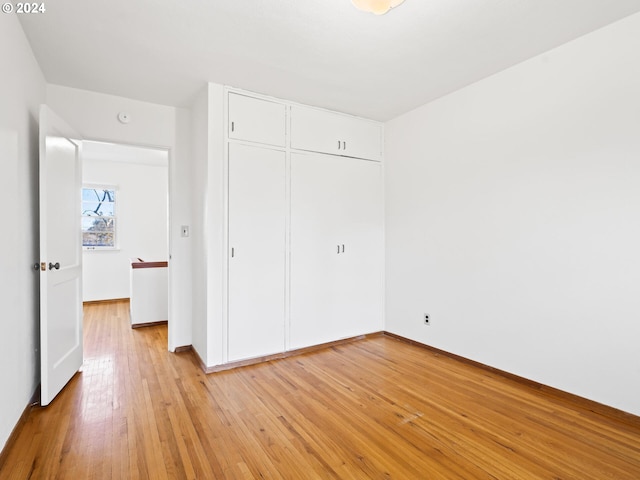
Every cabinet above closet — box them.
[228,93,286,147]
[227,90,383,161]
[290,105,382,161]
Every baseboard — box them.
[383,331,640,427]
[131,320,168,329]
[83,298,130,305]
[190,346,209,373]
[198,332,385,374]
[0,385,40,469]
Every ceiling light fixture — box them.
[351,0,405,15]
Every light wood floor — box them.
[1,300,639,479]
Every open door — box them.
[39,105,83,406]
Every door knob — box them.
[48,262,60,270]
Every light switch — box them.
[181,225,189,237]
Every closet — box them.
[226,90,383,362]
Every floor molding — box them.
[0,385,40,469]
[383,331,640,427]
[83,298,129,305]
[131,320,168,329]
[174,345,193,354]
[197,332,385,374]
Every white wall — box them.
[47,85,193,349]
[0,13,46,451]
[205,83,226,367]
[189,82,225,367]
[385,12,640,416]
[83,153,168,301]
[190,86,209,363]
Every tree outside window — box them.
[82,187,117,249]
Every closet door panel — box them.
[290,152,344,349]
[338,159,384,337]
[228,143,286,361]
[290,153,384,349]
[228,93,286,147]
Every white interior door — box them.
[39,105,83,406]
[228,143,286,362]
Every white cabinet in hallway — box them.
[290,152,384,349]
[290,104,383,161]
[228,143,286,361]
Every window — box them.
[82,187,117,249]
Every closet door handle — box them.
[231,121,235,133]
[343,141,346,150]
[337,245,340,254]
[341,244,345,253]
[337,140,341,150]
[231,247,235,258]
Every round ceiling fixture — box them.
[351,0,405,15]
[117,112,131,124]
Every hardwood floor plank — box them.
[1,299,639,479]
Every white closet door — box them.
[228,143,286,361]
[290,152,343,349]
[337,159,384,337]
[290,152,383,349]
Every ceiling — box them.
[19,0,640,121]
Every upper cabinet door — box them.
[290,105,382,161]
[228,93,286,147]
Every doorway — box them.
[81,140,170,325]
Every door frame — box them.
[81,138,176,350]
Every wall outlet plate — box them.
[424,313,430,325]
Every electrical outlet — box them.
[424,313,430,325]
